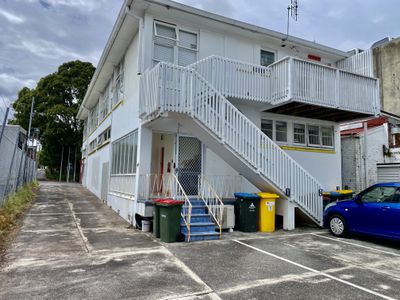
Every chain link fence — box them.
[0,125,37,206]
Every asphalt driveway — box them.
[1,182,399,300]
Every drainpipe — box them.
[363,122,368,189]
[125,6,144,75]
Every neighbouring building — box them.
[341,112,400,193]
[77,0,380,240]
[372,37,400,116]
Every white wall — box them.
[142,9,339,71]
[341,125,389,193]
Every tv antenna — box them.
[282,0,299,46]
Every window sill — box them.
[281,145,336,154]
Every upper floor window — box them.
[293,123,306,144]
[153,21,198,66]
[260,50,275,67]
[275,121,287,142]
[261,119,287,142]
[308,125,320,146]
[98,127,111,147]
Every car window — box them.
[360,186,397,203]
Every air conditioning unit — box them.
[222,205,235,230]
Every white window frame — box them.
[307,124,321,147]
[152,20,199,66]
[321,125,335,148]
[293,122,306,146]
[260,48,276,67]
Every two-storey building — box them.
[77,0,380,241]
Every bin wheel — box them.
[328,215,347,237]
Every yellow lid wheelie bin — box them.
[258,192,279,232]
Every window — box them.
[260,50,275,67]
[111,130,138,175]
[275,121,287,142]
[99,93,109,121]
[153,21,198,66]
[321,126,334,147]
[308,125,320,146]
[89,139,97,153]
[114,60,124,105]
[261,119,273,139]
[293,123,305,144]
[98,127,111,146]
[361,186,397,203]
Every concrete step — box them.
[182,214,212,223]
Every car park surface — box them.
[1,182,400,300]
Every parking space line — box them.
[234,239,397,300]
[235,231,324,241]
[310,233,400,257]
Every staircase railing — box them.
[198,175,224,238]
[140,62,324,225]
[138,173,193,240]
[190,55,379,115]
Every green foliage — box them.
[11,61,95,177]
[0,182,38,232]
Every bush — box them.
[0,182,39,232]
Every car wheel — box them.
[328,215,347,237]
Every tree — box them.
[11,60,95,180]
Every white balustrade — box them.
[109,174,136,198]
[140,62,325,224]
[190,55,379,116]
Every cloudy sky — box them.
[0,0,398,120]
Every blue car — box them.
[324,183,400,240]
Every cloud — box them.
[0,8,25,24]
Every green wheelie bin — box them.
[234,193,260,232]
[152,199,162,238]
[155,199,185,243]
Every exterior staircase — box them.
[180,199,220,242]
[140,60,325,227]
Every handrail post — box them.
[287,57,293,100]
[159,64,165,113]
[335,69,340,108]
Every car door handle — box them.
[382,206,391,210]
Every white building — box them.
[77,0,380,240]
[341,112,400,193]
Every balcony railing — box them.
[191,55,380,116]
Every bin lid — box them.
[153,198,185,206]
[234,193,260,200]
[336,190,354,194]
[258,192,279,199]
[322,191,341,196]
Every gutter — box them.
[125,6,144,75]
[77,0,134,119]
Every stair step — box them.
[183,231,220,242]
[182,214,212,223]
[181,223,216,233]
[190,206,208,214]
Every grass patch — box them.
[0,182,39,233]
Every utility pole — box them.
[0,106,10,146]
[23,97,35,182]
[66,146,71,183]
[59,146,64,182]
[73,147,77,182]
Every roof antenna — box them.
[281,0,298,47]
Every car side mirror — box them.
[354,195,362,204]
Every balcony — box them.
[191,56,380,122]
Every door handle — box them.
[382,206,390,210]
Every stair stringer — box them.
[174,113,321,226]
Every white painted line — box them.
[311,233,400,257]
[161,248,222,300]
[236,231,324,241]
[234,239,397,300]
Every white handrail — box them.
[190,55,379,116]
[198,175,224,238]
[138,173,193,241]
[140,62,324,225]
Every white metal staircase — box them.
[140,61,326,225]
